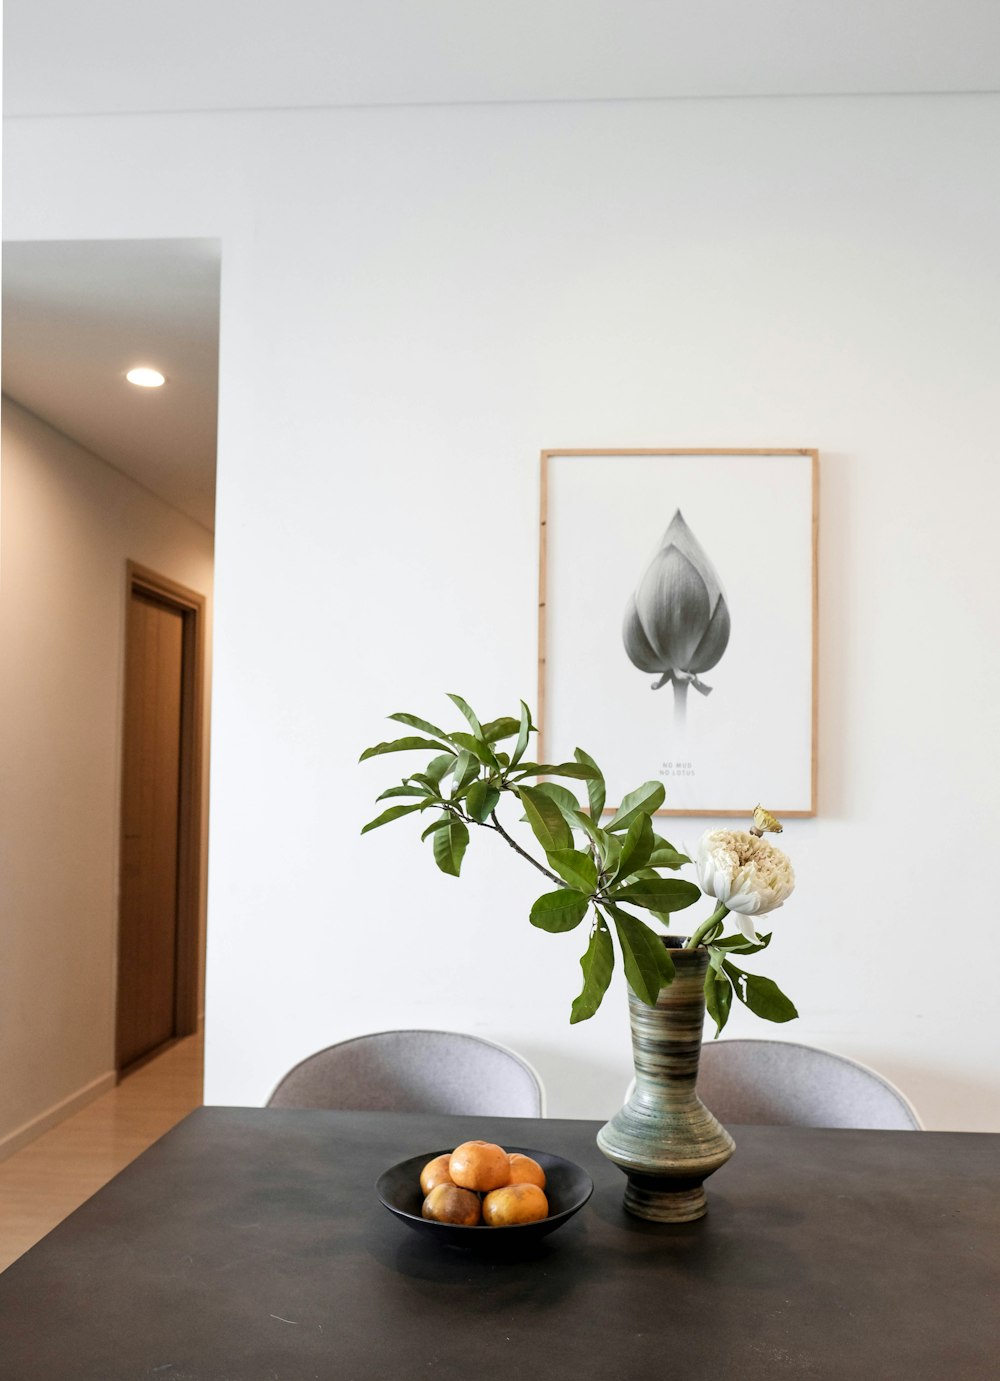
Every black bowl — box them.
[376,1146,593,1250]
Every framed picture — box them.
[538,449,818,818]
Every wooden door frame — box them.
[118,561,206,1069]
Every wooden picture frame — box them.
[538,449,818,818]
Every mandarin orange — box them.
[421,1183,482,1226]
[482,1182,549,1226]
[506,1153,546,1188]
[419,1153,455,1196]
[449,1140,510,1193]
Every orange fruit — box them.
[449,1140,510,1193]
[419,1153,455,1195]
[482,1182,549,1226]
[506,1153,546,1189]
[421,1183,482,1226]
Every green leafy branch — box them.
[360,695,796,1029]
[700,929,798,1037]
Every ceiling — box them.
[3,5,994,533]
[2,240,221,532]
[4,0,999,118]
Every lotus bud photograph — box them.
[622,509,731,724]
[539,449,818,816]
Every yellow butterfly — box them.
[751,804,783,836]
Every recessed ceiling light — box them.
[126,367,166,388]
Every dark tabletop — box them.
[1,1108,998,1380]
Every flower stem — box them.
[673,676,688,730]
[686,903,729,949]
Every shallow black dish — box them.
[376,1146,593,1249]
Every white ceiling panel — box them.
[2,240,221,531]
[4,0,1000,118]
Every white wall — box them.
[4,92,999,1130]
[0,400,213,1153]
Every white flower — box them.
[695,829,795,942]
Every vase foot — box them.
[623,1177,707,1223]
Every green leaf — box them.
[704,968,733,1038]
[614,814,655,882]
[512,762,602,780]
[606,780,666,832]
[466,780,501,823]
[432,815,470,876]
[408,771,449,792]
[612,877,701,912]
[648,836,691,870]
[712,931,773,955]
[421,815,452,842]
[545,848,599,893]
[446,693,484,739]
[420,754,456,785]
[529,890,590,933]
[479,716,521,743]
[449,731,499,768]
[723,961,798,1023]
[571,814,623,880]
[530,781,585,826]
[574,817,622,878]
[376,784,430,802]
[621,868,672,926]
[574,747,606,820]
[606,905,675,1005]
[387,711,453,742]
[519,784,573,852]
[361,802,426,834]
[571,809,605,850]
[450,750,479,794]
[570,920,614,1024]
[707,945,728,977]
[359,735,451,762]
[600,831,622,876]
[511,700,533,767]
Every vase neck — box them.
[628,946,709,1091]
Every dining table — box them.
[0,1106,997,1379]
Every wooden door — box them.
[117,567,205,1074]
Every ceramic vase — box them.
[597,939,734,1223]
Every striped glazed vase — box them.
[597,939,734,1222]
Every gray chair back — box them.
[267,1029,545,1117]
[694,1038,923,1130]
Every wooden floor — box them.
[0,1031,203,1273]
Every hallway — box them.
[0,1032,203,1272]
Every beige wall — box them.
[0,399,214,1155]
